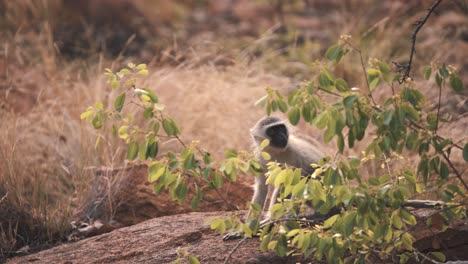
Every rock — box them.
[7,212,270,264]
[7,210,468,263]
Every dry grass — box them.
[0,0,466,260]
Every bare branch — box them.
[399,0,443,83]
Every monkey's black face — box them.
[266,124,289,149]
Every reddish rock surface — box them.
[8,210,468,264]
[7,212,288,264]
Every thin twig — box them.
[413,248,443,264]
[213,188,238,211]
[260,216,323,229]
[434,83,442,134]
[0,192,7,205]
[224,237,248,264]
[402,200,450,209]
[224,215,324,263]
[317,87,342,97]
[342,39,377,105]
[399,0,443,83]
[382,153,396,182]
[440,151,468,190]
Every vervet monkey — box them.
[249,116,324,218]
[224,116,324,240]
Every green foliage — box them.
[173,247,201,264]
[83,38,466,263]
[221,37,466,262]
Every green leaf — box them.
[276,235,288,257]
[314,111,328,129]
[323,214,339,229]
[430,252,446,262]
[343,95,358,109]
[139,139,149,161]
[369,177,379,186]
[212,172,223,189]
[335,78,349,92]
[127,141,139,160]
[323,127,335,143]
[190,186,202,209]
[288,107,301,125]
[401,233,414,251]
[183,151,195,170]
[307,83,314,94]
[402,87,424,110]
[422,66,432,80]
[379,62,391,82]
[136,63,147,70]
[95,101,104,110]
[319,69,335,90]
[383,110,393,126]
[302,104,311,122]
[391,213,403,229]
[92,111,105,129]
[260,234,272,252]
[450,74,463,93]
[367,68,381,91]
[261,151,271,161]
[143,108,154,119]
[255,95,268,107]
[118,125,129,139]
[260,139,270,150]
[463,143,468,162]
[147,141,159,159]
[174,182,188,203]
[162,118,180,136]
[403,170,416,184]
[341,212,356,236]
[225,149,237,158]
[80,107,94,120]
[439,65,449,78]
[142,88,159,103]
[271,101,278,111]
[278,100,288,113]
[111,79,119,89]
[148,162,165,183]
[337,133,344,153]
[138,69,149,76]
[114,93,126,112]
[401,209,417,226]
[325,44,343,63]
[188,256,200,264]
[119,68,131,75]
[210,219,226,233]
[439,162,449,179]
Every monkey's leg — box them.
[249,174,268,216]
[261,186,280,225]
[223,174,268,241]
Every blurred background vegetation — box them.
[0,0,466,261]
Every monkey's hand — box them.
[222,232,244,241]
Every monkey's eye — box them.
[266,124,286,137]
